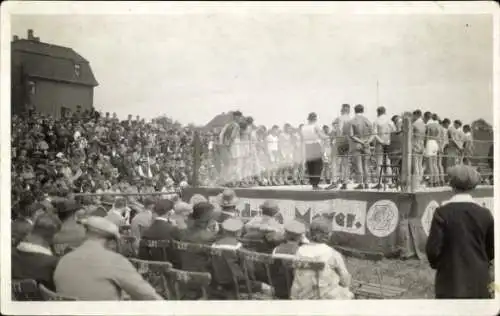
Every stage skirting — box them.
[183,187,494,259]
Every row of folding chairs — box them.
[12,279,76,301]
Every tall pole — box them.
[376,79,379,108]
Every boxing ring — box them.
[187,115,494,259]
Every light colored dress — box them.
[291,243,354,300]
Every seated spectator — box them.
[213,189,239,224]
[12,202,45,246]
[189,194,208,207]
[291,217,353,300]
[138,199,180,263]
[130,197,155,241]
[52,199,87,250]
[170,202,192,230]
[53,216,162,301]
[105,197,128,227]
[178,202,218,271]
[12,213,62,291]
[242,200,285,253]
[211,218,272,299]
[271,220,307,299]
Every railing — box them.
[191,116,494,193]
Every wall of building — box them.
[28,79,93,119]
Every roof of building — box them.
[204,111,233,130]
[12,38,98,87]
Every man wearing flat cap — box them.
[426,164,494,299]
[54,216,162,301]
[241,200,285,253]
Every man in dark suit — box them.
[426,164,494,298]
[12,213,62,291]
[138,199,180,263]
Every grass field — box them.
[345,256,435,299]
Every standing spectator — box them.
[349,105,373,190]
[425,113,442,187]
[462,124,474,165]
[440,118,451,180]
[105,197,129,227]
[130,197,156,241]
[54,216,162,301]
[426,165,494,298]
[329,104,351,190]
[301,113,328,190]
[411,110,426,188]
[372,106,395,189]
[12,213,62,292]
[447,120,464,170]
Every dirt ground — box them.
[345,256,435,299]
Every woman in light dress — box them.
[291,218,354,300]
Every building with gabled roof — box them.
[11,29,99,118]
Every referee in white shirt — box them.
[301,112,328,190]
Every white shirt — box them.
[267,134,279,151]
[301,123,322,144]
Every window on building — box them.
[27,81,36,95]
[74,64,81,77]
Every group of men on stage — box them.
[213,104,486,190]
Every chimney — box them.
[13,35,19,41]
[27,29,34,40]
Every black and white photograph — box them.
[1,2,499,315]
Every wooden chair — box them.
[237,249,275,300]
[129,258,172,299]
[165,268,212,300]
[39,284,77,301]
[11,279,41,301]
[119,235,137,258]
[209,247,243,299]
[270,257,296,300]
[170,240,212,271]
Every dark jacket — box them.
[272,241,301,299]
[178,225,218,272]
[138,218,181,264]
[12,247,59,291]
[426,199,494,299]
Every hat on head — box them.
[80,216,120,239]
[285,220,306,236]
[57,199,82,214]
[307,112,317,121]
[154,199,174,216]
[174,201,193,215]
[222,218,244,233]
[310,217,331,234]
[218,189,238,207]
[448,164,481,191]
[143,196,156,207]
[191,202,215,222]
[260,200,279,216]
[101,195,115,206]
[189,194,207,206]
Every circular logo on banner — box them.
[366,200,399,238]
[422,200,439,236]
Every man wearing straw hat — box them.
[54,216,162,301]
[213,189,240,225]
[426,164,494,299]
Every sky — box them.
[11,12,494,128]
